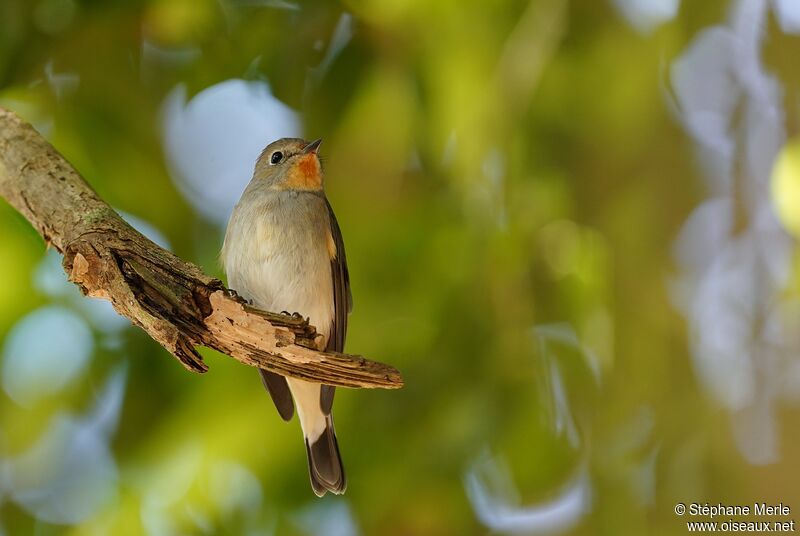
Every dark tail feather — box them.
[304,416,346,497]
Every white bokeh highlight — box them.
[1,306,93,407]
[466,455,591,535]
[292,501,360,536]
[773,0,800,34]
[463,324,600,534]
[669,0,799,464]
[613,0,680,34]
[161,79,302,226]
[1,365,126,524]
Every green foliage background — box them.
[1,0,800,534]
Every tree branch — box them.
[0,107,403,390]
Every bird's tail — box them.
[305,414,346,496]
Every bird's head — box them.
[253,137,324,191]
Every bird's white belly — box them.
[224,209,334,349]
[249,254,333,347]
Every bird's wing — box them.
[259,369,294,421]
[321,198,352,414]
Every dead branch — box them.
[0,107,402,390]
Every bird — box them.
[221,137,351,496]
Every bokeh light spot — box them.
[2,306,93,407]
[771,137,800,238]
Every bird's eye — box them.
[270,151,283,165]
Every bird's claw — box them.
[279,311,305,321]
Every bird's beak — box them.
[302,138,322,155]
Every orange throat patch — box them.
[283,154,323,190]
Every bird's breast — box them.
[223,193,334,348]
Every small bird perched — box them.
[221,138,351,496]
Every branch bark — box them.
[0,107,402,390]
